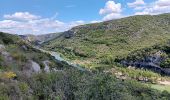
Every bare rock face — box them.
[22,60,41,77]
[64,29,78,38]
[31,61,41,73]
[21,45,28,51]
[43,60,50,73]
[0,44,13,62]
[120,51,170,76]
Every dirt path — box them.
[158,81,170,85]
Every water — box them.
[49,51,86,71]
[34,46,86,71]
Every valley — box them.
[42,14,170,69]
[1,13,170,99]
[40,13,170,94]
[34,46,86,71]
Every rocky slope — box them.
[115,42,170,76]
[0,22,170,99]
[0,32,71,76]
[0,32,165,100]
[42,13,170,70]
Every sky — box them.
[0,0,170,35]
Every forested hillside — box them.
[42,14,170,70]
[0,31,170,99]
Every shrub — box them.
[1,71,17,79]
[18,82,29,93]
[160,58,170,68]
[11,52,27,62]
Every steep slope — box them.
[42,13,170,69]
[0,32,65,73]
[0,29,170,99]
[115,41,170,76]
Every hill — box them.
[42,13,170,70]
[1,32,170,99]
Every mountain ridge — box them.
[42,13,170,69]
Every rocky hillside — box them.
[1,32,170,99]
[42,13,170,70]
[115,41,170,76]
[0,32,66,74]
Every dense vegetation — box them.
[40,13,170,94]
[1,13,170,99]
[113,41,170,76]
[0,32,61,71]
[115,42,170,63]
[1,67,170,100]
[1,32,169,99]
[42,14,170,69]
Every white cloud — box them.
[135,11,149,15]
[135,0,170,15]
[69,20,85,26]
[99,1,123,21]
[134,6,146,10]
[90,20,101,23]
[102,13,122,21]
[99,1,121,15]
[4,12,40,21]
[0,12,86,35]
[156,0,170,7]
[127,0,145,8]
[0,20,19,29]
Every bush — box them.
[18,82,29,93]
[160,58,170,68]
[0,71,17,79]
[11,52,27,62]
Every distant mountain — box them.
[20,33,62,45]
[42,13,170,70]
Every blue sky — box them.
[0,0,103,22]
[0,0,170,35]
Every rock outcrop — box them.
[120,51,170,76]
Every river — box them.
[34,47,86,71]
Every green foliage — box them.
[0,32,60,71]
[116,67,161,83]
[101,54,115,64]
[0,14,170,100]
[42,14,170,68]
[11,52,27,62]
[39,62,45,69]
[116,42,170,69]
[18,82,29,93]
[151,84,170,94]
[0,32,20,44]
[1,68,167,100]
[160,58,170,68]
[0,66,169,99]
